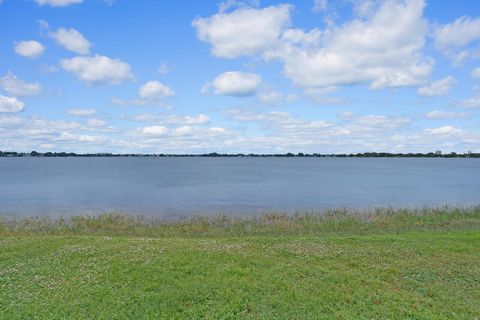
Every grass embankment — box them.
[1,208,479,319]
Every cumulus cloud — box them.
[60,55,133,85]
[0,72,41,97]
[13,40,45,58]
[0,95,24,113]
[211,71,262,97]
[139,125,169,136]
[35,0,83,7]
[2,109,479,153]
[426,110,469,119]
[125,124,237,153]
[50,27,91,54]
[192,4,292,58]
[112,81,175,107]
[424,125,462,136]
[417,76,455,97]
[194,0,431,90]
[67,108,97,116]
[276,0,431,89]
[433,16,480,62]
[139,81,175,99]
[223,108,418,153]
[0,114,118,152]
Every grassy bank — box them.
[1,208,479,319]
[2,207,480,238]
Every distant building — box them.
[435,150,442,156]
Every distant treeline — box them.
[1,151,479,158]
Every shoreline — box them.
[2,206,479,237]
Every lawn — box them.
[1,208,479,319]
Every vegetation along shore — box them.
[1,150,480,158]
[1,207,479,318]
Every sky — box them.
[0,0,480,154]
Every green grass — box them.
[1,208,479,319]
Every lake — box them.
[0,157,479,216]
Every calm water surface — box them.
[0,157,479,216]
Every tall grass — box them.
[1,206,479,238]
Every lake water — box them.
[0,157,479,217]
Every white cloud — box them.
[13,40,45,58]
[472,68,480,79]
[209,127,228,134]
[0,115,118,152]
[50,27,91,54]
[222,108,420,153]
[35,0,83,7]
[353,115,410,130]
[339,111,354,119]
[60,55,133,85]
[0,95,24,113]
[259,90,284,105]
[170,125,194,136]
[111,98,171,109]
[164,114,210,125]
[192,4,292,58]
[280,28,322,46]
[194,0,431,90]
[2,109,479,153]
[112,81,175,108]
[312,0,327,13]
[139,81,175,99]
[351,0,381,18]
[67,108,97,116]
[304,87,342,104]
[460,96,480,109]
[434,16,480,49]
[424,125,462,136]
[212,71,262,97]
[257,85,297,105]
[0,72,41,97]
[125,124,238,153]
[417,76,455,97]
[129,113,210,125]
[225,108,334,134]
[274,0,431,89]
[54,132,104,143]
[426,110,469,119]
[86,119,106,127]
[140,125,169,136]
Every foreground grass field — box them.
[1,208,479,319]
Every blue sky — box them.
[0,0,480,153]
